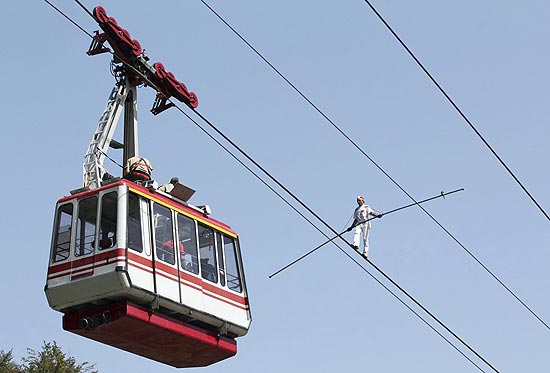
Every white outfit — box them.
[353,203,374,257]
[158,182,175,193]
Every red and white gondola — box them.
[45,179,250,367]
[44,6,251,367]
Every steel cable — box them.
[43,1,505,370]
[197,0,550,332]
[360,0,548,222]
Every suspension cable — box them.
[188,106,499,372]
[196,0,550,332]
[43,2,503,370]
[270,189,463,278]
[359,0,548,222]
[43,0,93,38]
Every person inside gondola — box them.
[159,239,183,264]
[124,156,153,182]
[200,258,216,282]
[99,232,114,249]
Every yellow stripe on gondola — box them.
[129,187,237,238]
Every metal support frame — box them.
[151,93,175,116]
[123,88,139,171]
[87,31,110,56]
[82,76,138,189]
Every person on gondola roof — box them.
[124,156,152,182]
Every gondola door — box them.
[126,192,155,292]
[70,196,99,281]
[151,202,181,304]
[175,213,202,311]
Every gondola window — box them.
[177,213,199,274]
[75,197,98,257]
[99,192,117,250]
[198,224,218,283]
[154,203,175,265]
[52,204,73,262]
[128,193,143,252]
[224,235,242,293]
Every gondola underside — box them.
[62,300,237,368]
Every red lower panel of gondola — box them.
[62,300,237,368]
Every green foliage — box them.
[1,342,97,373]
[0,349,23,373]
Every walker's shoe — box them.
[351,244,359,250]
[362,253,369,259]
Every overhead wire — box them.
[196,0,550,333]
[74,0,94,19]
[176,105,491,373]
[200,0,548,222]
[359,0,549,222]
[145,60,490,372]
[44,1,501,371]
[188,105,499,373]
[269,189,464,279]
[44,0,93,38]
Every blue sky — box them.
[2,1,549,372]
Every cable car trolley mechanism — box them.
[44,6,250,368]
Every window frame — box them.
[198,223,218,284]
[127,192,144,253]
[152,202,176,266]
[216,232,226,287]
[223,234,244,293]
[98,191,118,251]
[52,202,75,263]
[176,213,199,275]
[74,196,98,257]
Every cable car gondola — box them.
[46,178,250,367]
[44,6,250,367]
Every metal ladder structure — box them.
[82,77,138,189]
